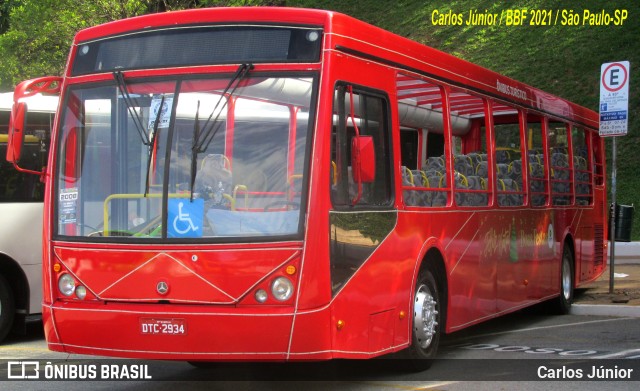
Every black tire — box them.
[550,245,574,315]
[399,267,442,371]
[0,274,15,343]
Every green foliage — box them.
[0,0,108,88]
[0,0,285,88]
[0,0,20,34]
[331,212,397,244]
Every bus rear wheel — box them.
[400,268,442,371]
[0,274,15,343]
[550,245,574,314]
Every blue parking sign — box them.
[168,198,204,238]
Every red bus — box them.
[6,7,606,368]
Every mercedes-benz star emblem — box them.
[156,281,169,295]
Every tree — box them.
[0,0,287,89]
[0,0,107,89]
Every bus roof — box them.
[0,92,58,113]
[70,7,597,130]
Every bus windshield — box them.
[55,75,315,240]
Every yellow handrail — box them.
[233,185,248,209]
[102,193,190,237]
[0,134,40,143]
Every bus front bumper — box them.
[43,301,332,361]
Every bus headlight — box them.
[58,273,76,296]
[271,277,293,301]
[75,285,87,300]
[254,289,268,303]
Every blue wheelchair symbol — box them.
[168,199,203,238]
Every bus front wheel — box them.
[0,274,15,343]
[401,268,442,370]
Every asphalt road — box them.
[1,311,639,390]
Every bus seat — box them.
[551,152,568,168]
[496,150,510,164]
[402,166,425,206]
[196,154,233,207]
[467,152,484,166]
[465,175,487,206]
[449,172,469,206]
[573,155,587,170]
[412,170,433,206]
[424,169,443,178]
[496,163,510,179]
[428,174,447,207]
[424,156,445,172]
[509,159,522,178]
[497,178,521,206]
[454,155,474,176]
[528,152,541,165]
[476,161,488,178]
[529,162,543,178]
[411,170,427,186]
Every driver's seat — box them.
[195,154,232,207]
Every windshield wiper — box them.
[113,71,150,146]
[188,63,253,198]
[195,63,253,153]
[144,95,165,197]
[189,100,201,201]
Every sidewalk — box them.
[574,264,640,305]
[605,241,640,264]
[571,242,640,316]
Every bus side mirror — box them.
[351,135,375,183]
[6,102,27,164]
[6,76,61,176]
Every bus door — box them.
[326,56,403,353]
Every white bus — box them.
[0,91,57,342]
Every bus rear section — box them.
[0,91,57,342]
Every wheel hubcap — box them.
[413,284,438,349]
[562,257,571,301]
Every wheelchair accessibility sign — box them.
[168,198,204,238]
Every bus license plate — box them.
[140,318,187,335]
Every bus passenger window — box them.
[395,75,452,208]
[448,90,489,207]
[526,115,548,207]
[548,122,572,206]
[493,109,524,207]
[400,129,447,208]
[572,127,593,205]
[592,132,605,186]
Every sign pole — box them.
[598,60,630,295]
[609,137,616,294]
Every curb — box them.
[570,304,640,318]
[607,241,640,264]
